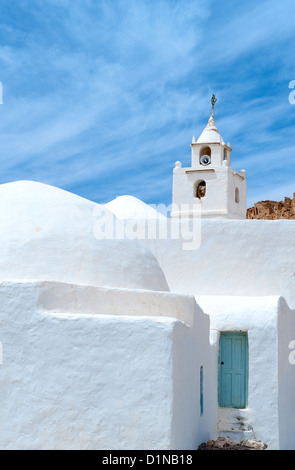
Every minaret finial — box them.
[211,94,217,116]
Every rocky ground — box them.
[198,437,268,451]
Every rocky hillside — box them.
[247,193,295,220]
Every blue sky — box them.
[0,0,294,207]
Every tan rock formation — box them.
[247,193,295,220]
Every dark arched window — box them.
[235,187,240,204]
[195,180,206,199]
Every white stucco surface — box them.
[171,112,247,220]
[277,298,295,450]
[144,218,295,309]
[1,177,294,450]
[171,166,246,219]
[196,115,225,145]
[0,280,210,450]
[105,195,166,220]
[195,295,295,450]
[0,181,169,292]
[38,281,196,326]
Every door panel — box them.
[218,332,248,408]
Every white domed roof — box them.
[197,114,225,145]
[105,195,167,220]
[0,181,169,292]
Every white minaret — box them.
[171,96,247,219]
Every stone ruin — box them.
[198,437,268,451]
[247,193,295,220]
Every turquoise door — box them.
[218,332,248,408]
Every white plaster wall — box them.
[0,281,209,450]
[171,167,227,217]
[200,169,228,217]
[144,218,295,309]
[171,304,214,449]
[0,181,169,292]
[172,168,203,207]
[171,167,245,219]
[191,143,224,168]
[227,169,247,219]
[194,296,283,450]
[105,195,166,220]
[277,298,295,450]
[37,281,196,326]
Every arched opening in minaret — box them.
[195,180,206,199]
[235,187,240,204]
[199,146,211,165]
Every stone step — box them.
[218,421,253,432]
[217,407,255,440]
[218,430,256,442]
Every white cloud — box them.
[0,0,294,208]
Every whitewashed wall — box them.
[278,298,295,450]
[171,166,246,219]
[0,181,169,292]
[144,219,295,309]
[171,305,214,448]
[0,281,211,450]
[195,295,294,450]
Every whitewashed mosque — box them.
[0,102,295,450]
